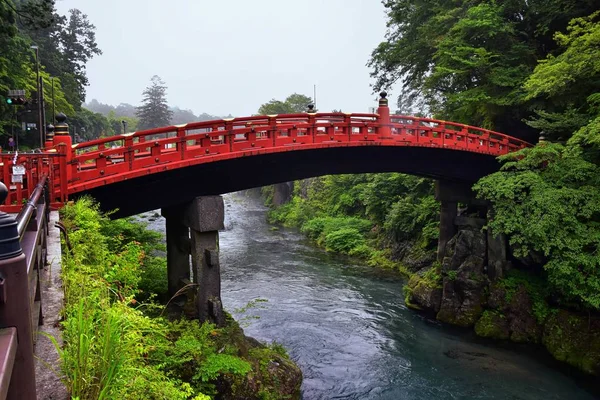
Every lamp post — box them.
[30,45,43,149]
[50,76,55,123]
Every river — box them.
[144,193,598,400]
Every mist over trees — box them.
[135,75,172,130]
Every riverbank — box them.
[57,198,301,400]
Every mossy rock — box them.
[475,310,509,340]
[542,310,600,376]
[404,274,442,313]
[436,278,485,328]
[213,319,302,399]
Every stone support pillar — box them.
[437,201,457,262]
[161,206,190,297]
[486,208,508,280]
[184,196,225,326]
[272,182,293,206]
[435,180,475,262]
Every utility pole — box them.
[30,45,43,148]
[51,76,55,123]
[314,84,317,111]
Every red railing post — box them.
[44,124,55,150]
[53,113,72,202]
[377,91,392,139]
[0,182,37,400]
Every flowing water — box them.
[143,193,598,400]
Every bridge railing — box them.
[387,115,529,154]
[0,175,50,400]
[65,111,530,193]
[68,113,384,186]
[0,153,64,211]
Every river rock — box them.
[405,274,442,313]
[474,310,510,340]
[215,320,303,399]
[476,284,542,343]
[436,228,488,327]
[543,310,600,376]
[507,285,541,343]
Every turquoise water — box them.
[147,193,598,400]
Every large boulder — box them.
[474,310,510,340]
[436,228,488,327]
[479,284,542,343]
[543,310,600,376]
[405,274,442,313]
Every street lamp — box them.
[30,45,44,148]
[50,76,55,123]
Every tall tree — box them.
[369,0,600,142]
[257,93,312,115]
[136,75,173,130]
[59,8,101,106]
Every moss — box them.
[498,270,552,325]
[475,310,510,340]
[213,319,302,399]
[542,311,600,375]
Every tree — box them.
[257,93,312,115]
[136,75,173,130]
[524,11,600,142]
[170,107,197,125]
[474,11,600,310]
[59,8,101,105]
[0,0,72,145]
[69,107,111,141]
[369,1,600,141]
[107,110,138,135]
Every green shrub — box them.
[323,228,366,253]
[58,198,256,399]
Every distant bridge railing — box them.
[0,175,49,400]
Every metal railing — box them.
[0,174,49,400]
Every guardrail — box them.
[0,175,49,400]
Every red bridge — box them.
[0,92,533,399]
[0,93,531,217]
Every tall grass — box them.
[56,198,252,399]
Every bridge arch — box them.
[0,93,530,217]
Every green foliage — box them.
[58,198,267,399]
[422,262,442,289]
[475,144,600,310]
[497,270,553,324]
[0,0,103,145]
[322,228,365,254]
[525,12,600,141]
[267,174,438,272]
[370,1,600,136]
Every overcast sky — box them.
[54,0,398,117]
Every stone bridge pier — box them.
[272,182,294,206]
[162,196,225,326]
[435,180,508,280]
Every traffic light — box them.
[5,97,26,106]
[5,89,27,106]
